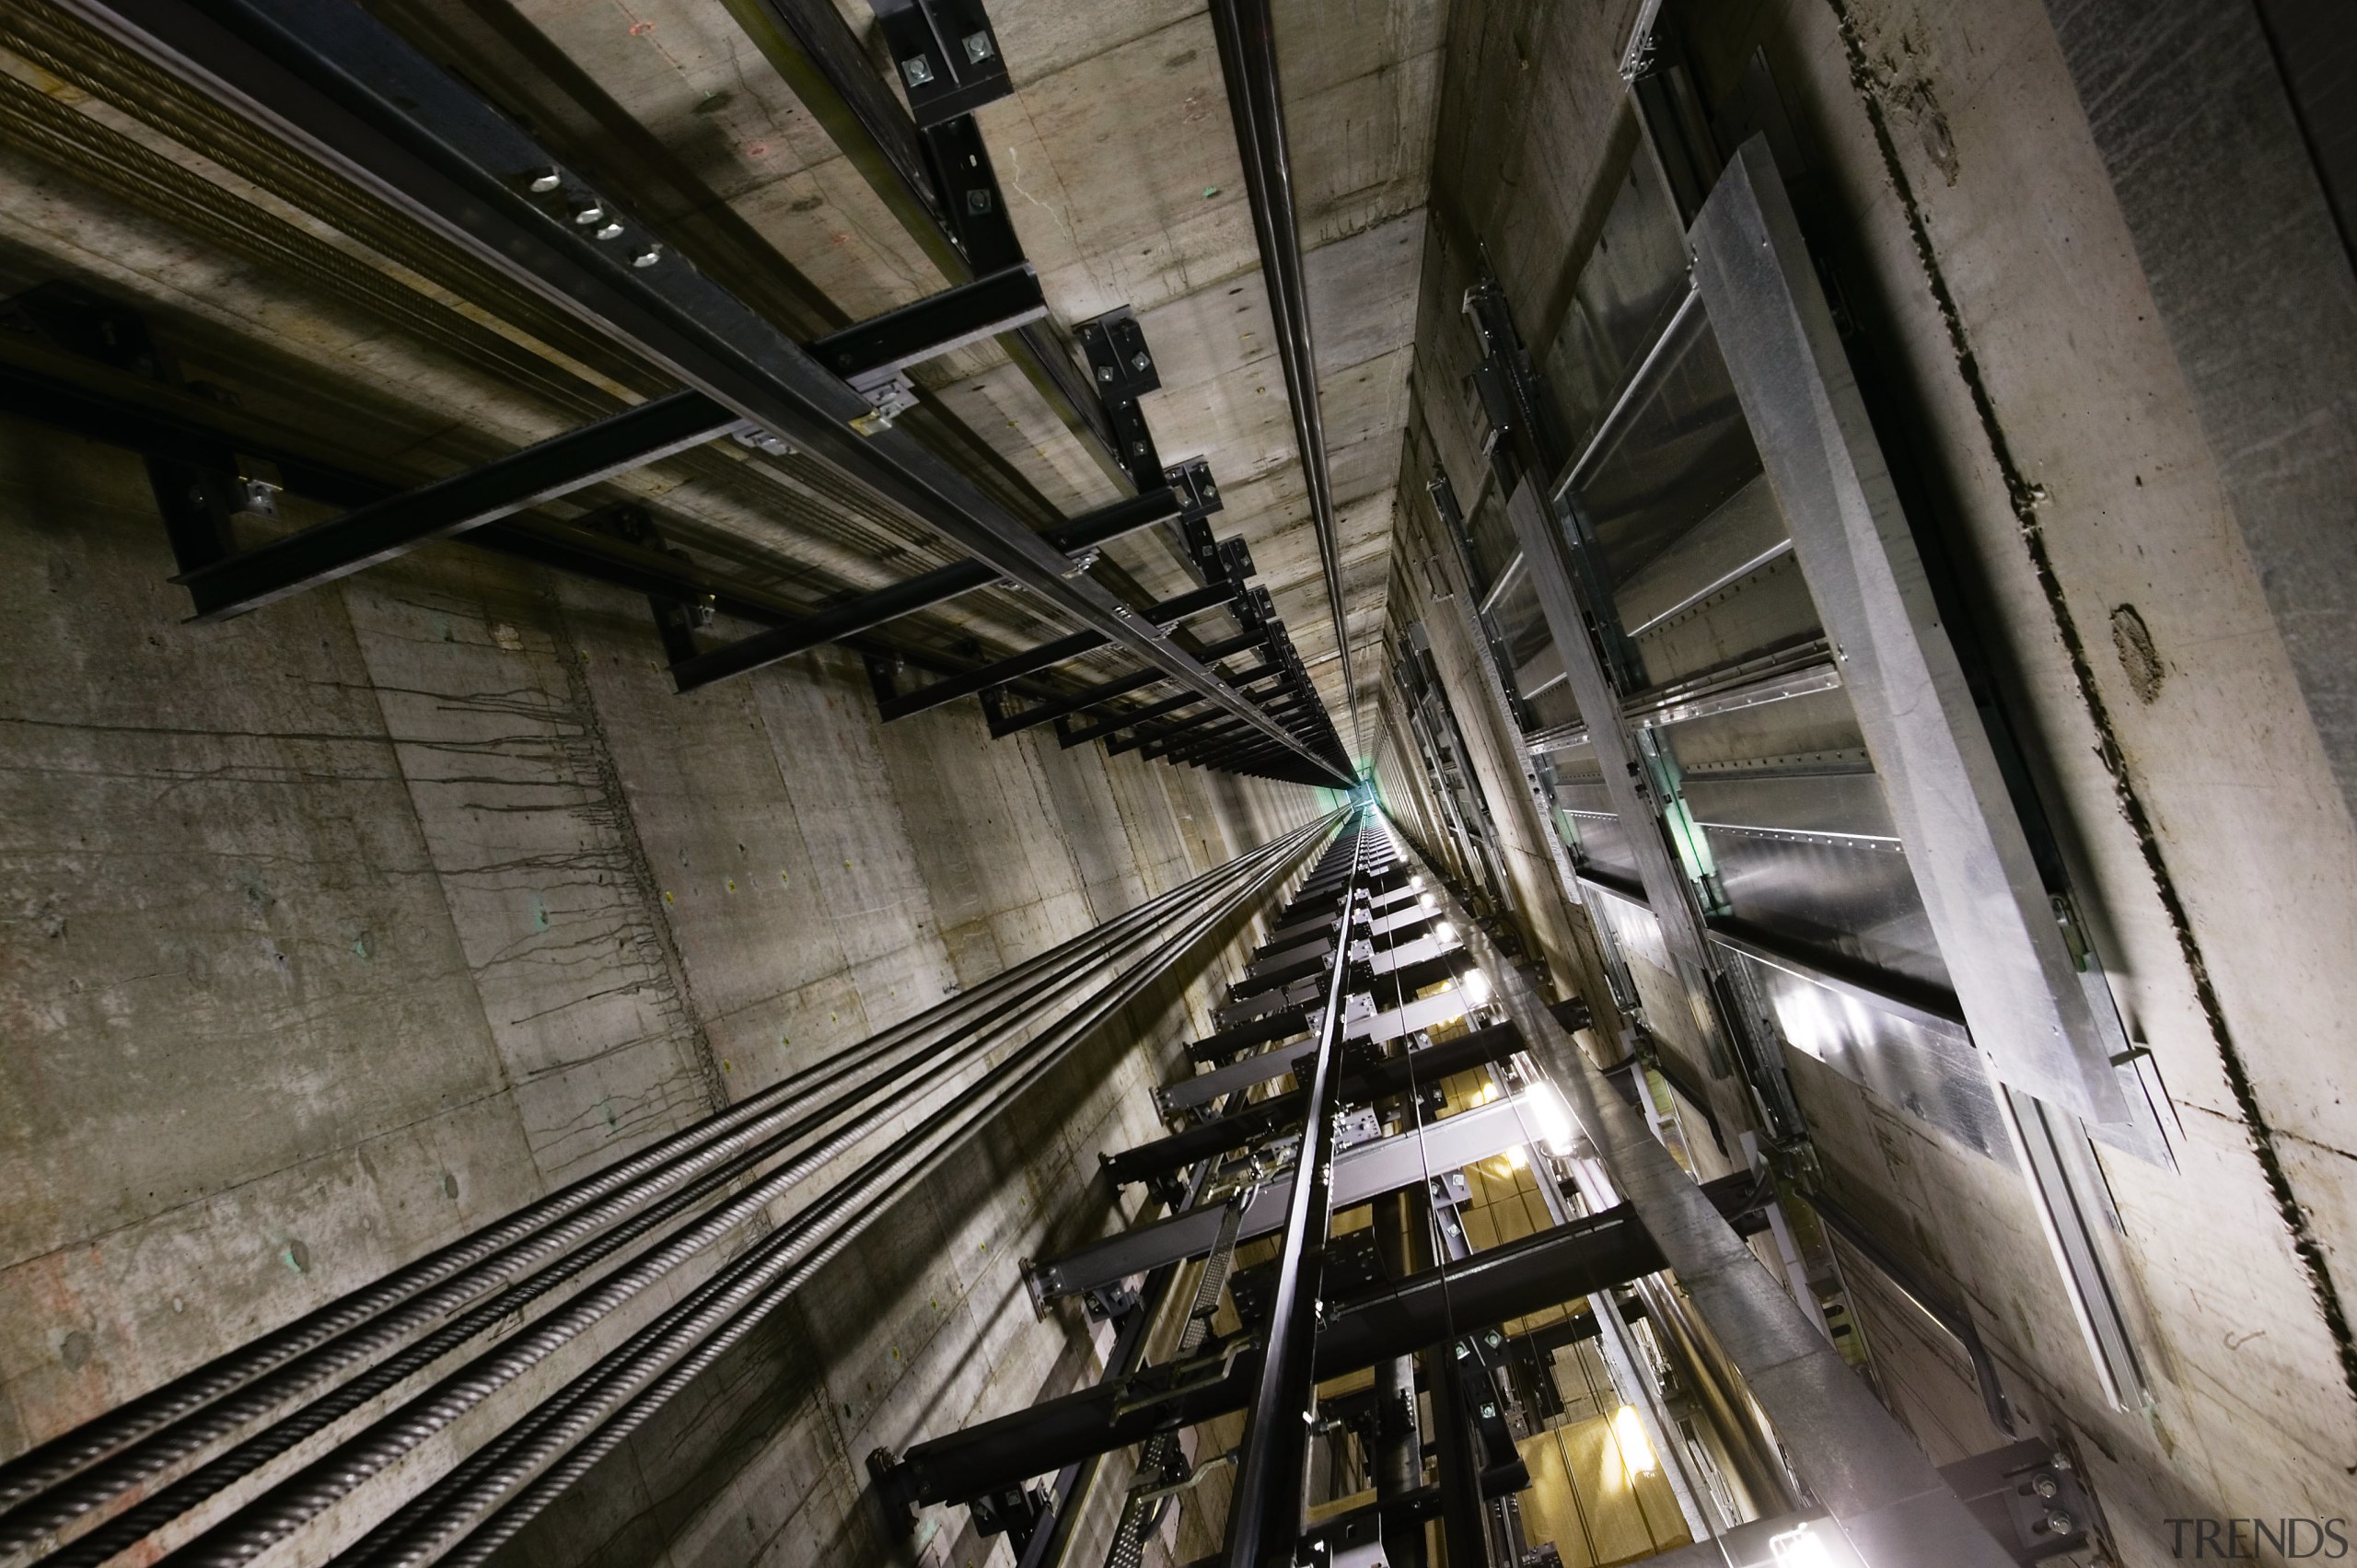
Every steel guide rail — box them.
[56,0,1351,788]
[898,818,1678,1567]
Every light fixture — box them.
[1418,892,1435,910]
[1611,1404,1658,1479]
[1526,1078,1575,1156]
[1770,1523,1837,1568]
[1435,921,1455,943]
[1460,969,1492,1008]
[1411,874,1423,890]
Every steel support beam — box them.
[63,0,1353,786]
[1033,1090,1543,1305]
[714,0,1136,496]
[875,576,1243,721]
[168,265,1050,621]
[1206,0,1361,764]
[900,1205,1668,1507]
[174,391,737,621]
[1102,1023,1526,1188]
[668,489,1182,690]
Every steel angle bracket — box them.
[1687,137,2127,1124]
[65,0,1348,785]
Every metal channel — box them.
[1687,137,2126,1122]
[63,0,1351,787]
[1206,0,1364,765]
[1219,814,1370,1566]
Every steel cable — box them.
[6,818,1325,1562]
[414,831,1325,1568]
[113,819,1329,1568]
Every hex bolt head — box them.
[1096,366,1115,382]
[1131,353,1152,372]
[526,168,562,193]
[2046,1513,2075,1536]
[594,221,625,241]
[572,203,606,225]
[900,55,935,87]
[631,245,663,269]
[961,30,994,63]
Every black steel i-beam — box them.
[876,576,1242,721]
[170,266,1049,622]
[726,0,1141,498]
[1056,689,1206,747]
[1102,1023,1526,1188]
[893,1202,1666,1508]
[670,487,1183,691]
[1220,821,1367,1567]
[1207,0,1361,762]
[64,0,1354,786]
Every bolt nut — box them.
[1131,352,1152,372]
[526,168,562,193]
[572,203,606,226]
[2045,1512,2075,1536]
[594,221,625,241]
[900,55,935,87]
[2030,1475,2060,1500]
[962,30,994,64]
[631,245,663,269]
[1096,366,1115,383]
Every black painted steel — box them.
[1206,0,1361,766]
[894,1202,1666,1508]
[1219,818,1372,1566]
[669,488,1183,691]
[60,0,1352,784]
[1101,1024,1527,1188]
[876,577,1245,721]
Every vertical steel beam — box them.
[1219,815,1370,1565]
[1206,0,1363,767]
[1687,137,2127,1125]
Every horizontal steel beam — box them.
[1057,690,1206,746]
[905,1204,1666,1505]
[176,391,738,621]
[171,266,1049,622]
[1102,1023,1526,1187]
[65,0,1354,786]
[875,576,1242,721]
[670,488,1182,691]
[1033,1093,1543,1302]
[804,262,1048,389]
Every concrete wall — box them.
[1380,0,2357,1560]
[0,418,1325,1566]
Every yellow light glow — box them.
[1611,1404,1658,1479]
[1502,1144,1527,1170]
[1527,1079,1576,1156]
[1471,1080,1501,1106]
